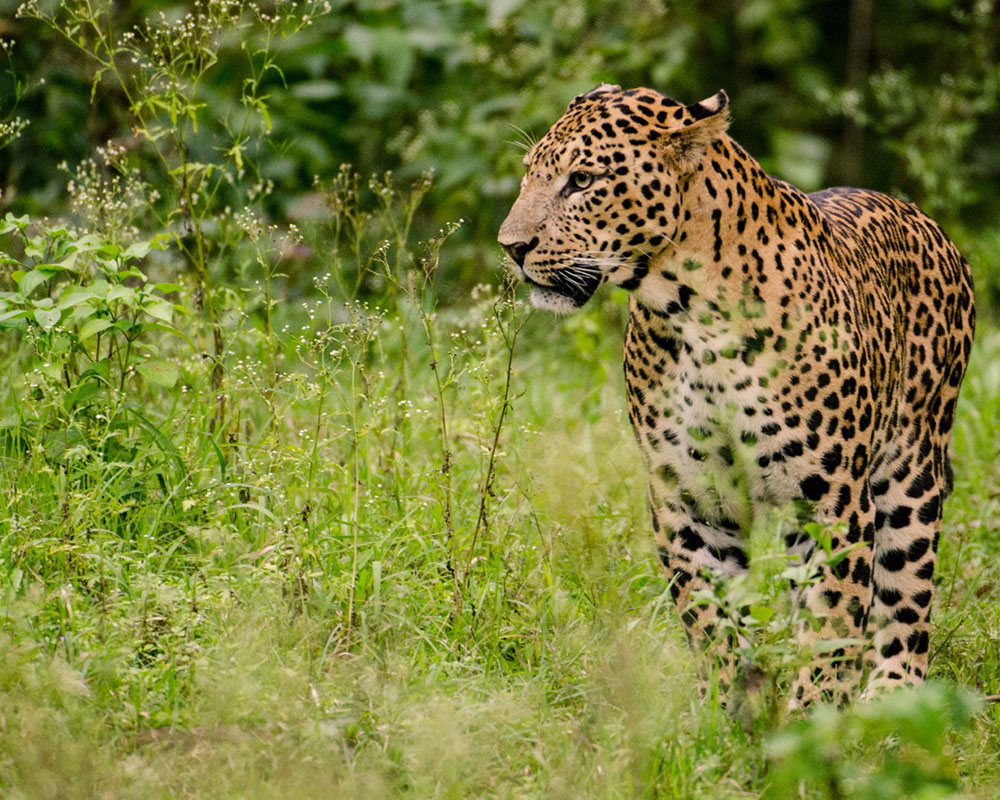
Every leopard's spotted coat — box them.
[499,85,974,704]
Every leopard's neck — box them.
[631,136,831,341]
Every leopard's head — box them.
[498,85,730,312]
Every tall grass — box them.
[2,211,998,795]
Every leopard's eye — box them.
[564,171,594,194]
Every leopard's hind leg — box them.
[862,434,948,698]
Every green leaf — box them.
[72,233,115,255]
[135,360,178,388]
[122,240,152,260]
[34,260,78,274]
[824,543,861,569]
[33,307,61,329]
[68,304,97,324]
[145,322,193,345]
[0,308,30,324]
[1,213,30,234]
[65,380,101,411]
[144,298,173,323]
[123,236,167,261]
[107,285,137,307]
[169,162,213,180]
[804,522,832,555]
[24,239,44,259]
[78,317,113,340]
[57,249,81,273]
[809,637,863,655]
[125,405,186,476]
[19,268,52,297]
[208,435,226,479]
[115,265,147,281]
[58,285,99,309]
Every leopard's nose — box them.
[501,237,539,268]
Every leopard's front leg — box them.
[651,500,751,688]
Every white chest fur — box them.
[627,302,802,530]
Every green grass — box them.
[1,276,999,799]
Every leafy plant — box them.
[765,682,981,799]
[0,213,192,501]
[17,0,332,428]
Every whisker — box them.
[645,226,679,248]
[503,121,538,149]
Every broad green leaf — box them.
[68,304,97,324]
[19,268,52,297]
[1,213,29,234]
[154,282,183,294]
[40,359,63,379]
[107,285,137,307]
[804,522,832,555]
[71,234,118,258]
[144,298,173,323]
[31,256,79,275]
[0,308,30,324]
[145,322,193,345]
[122,240,152,260]
[58,285,99,309]
[57,249,80,272]
[78,317,113,340]
[33,307,61,329]
[116,265,147,281]
[135,360,178,388]
[122,237,167,261]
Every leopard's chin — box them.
[529,286,585,314]
[522,265,603,312]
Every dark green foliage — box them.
[2,0,1000,309]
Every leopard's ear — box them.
[665,90,730,172]
[568,83,622,109]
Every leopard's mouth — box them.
[522,264,604,310]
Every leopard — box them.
[498,84,975,706]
